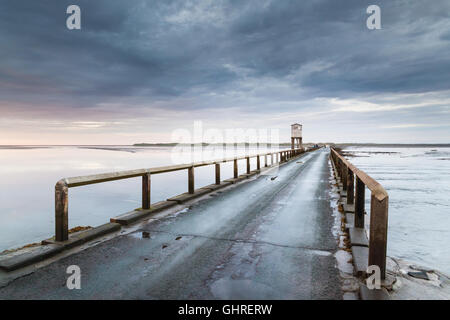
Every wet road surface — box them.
[0,148,342,299]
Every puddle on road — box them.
[128,231,154,240]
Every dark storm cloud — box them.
[0,0,449,112]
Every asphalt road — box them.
[0,148,342,299]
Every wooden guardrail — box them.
[55,147,308,242]
[330,148,389,279]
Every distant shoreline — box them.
[134,143,450,148]
[334,143,450,148]
[0,143,449,149]
[132,142,302,147]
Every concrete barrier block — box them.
[43,223,121,250]
[346,213,354,227]
[0,244,64,272]
[167,188,211,204]
[359,284,390,300]
[352,246,369,277]
[339,188,347,197]
[200,182,232,192]
[343,203,355,213]
[349,227,369,247]
[223,177,245,184]
[3,223,122,272]
[111,201,177,225]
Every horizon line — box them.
[1,142,449,147]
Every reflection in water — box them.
[0,145,281,251]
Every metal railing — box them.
[330,148,389,279]
[55,147,309,242]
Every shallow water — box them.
[343,147,450,275]
[1,146,448,276]
[0,145,281,251]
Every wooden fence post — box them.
[142,173,151,209]
[188,166,194,194]
[354,176,365,228]
[246,156,250,174]
[234,159,238,178]
[215,163,220,185]
[257,156,260,171]
[369,194,389,280]
[346,169,354,205]
[342,165,348,191]
[55,180,69,241]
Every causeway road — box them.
[0,148,342,299]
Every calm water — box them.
[343,147,450,275]
[0,145,281,251]
[1,146,449,275]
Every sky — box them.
[0,0,449,144]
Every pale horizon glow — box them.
[1,1,449,145]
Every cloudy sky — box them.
[0,0,449,144]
